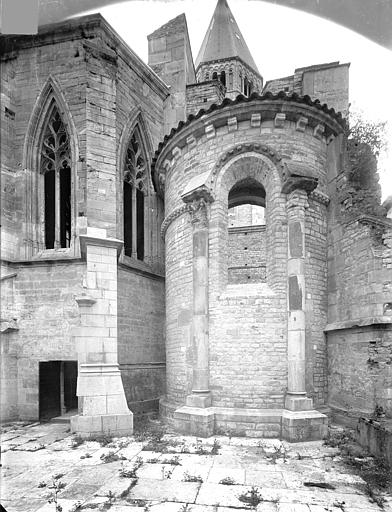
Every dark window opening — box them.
[44,170,55,249]
[244,76,249,96]
[136,189,144,261]
[41,102,71,249]
[220,70,226,86]
[124,180,133,257]
[212,72,218,80]
[60,162,71,248]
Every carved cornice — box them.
[160,204,191,238]
[310,189,330,206]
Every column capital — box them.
[181,182,214,229]
[286,188,309,211]
[189,197,209,227]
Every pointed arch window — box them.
[123,127,148,260]
[40,101,71,249]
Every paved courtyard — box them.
[1,420,391,512]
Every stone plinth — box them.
[281,410,328,442]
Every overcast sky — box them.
[79,0,392,200]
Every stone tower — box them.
[195,0,263,98]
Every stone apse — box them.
[153,92,346,441]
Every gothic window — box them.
[123,127,148,260]
[212,71,218,80]
[220,70,226,87]
[40,102,71,249]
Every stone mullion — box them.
[131,186,137,258]
[55,164,61,248]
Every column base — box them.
[285,394,313,411]
[70,412,133,438]
[281,409,328,442]
[186,393,212,408]
[172,406,215,437]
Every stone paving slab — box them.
[128,478,201,502]
[207,465,246,484]
[1,422,391,512]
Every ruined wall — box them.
[326,134,392,422]
[117,267,166,414]
[328,325,392,425]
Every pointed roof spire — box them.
[195,0,259,73]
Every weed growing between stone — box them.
[238,486,263,507]
[161,466,174,479]
[183,471,203,483]
[219,476,237,485]
[100,450,127,463]
[324,427,391,509]
[257,441,288,463]
[46,474,66,511]
[161,455,181,465]
[119,456,144,478]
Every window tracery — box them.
[123,127,148,260]
[40,102,71,249]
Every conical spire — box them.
[195,0,259,73]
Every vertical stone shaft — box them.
[192,219,209,393]
[286,189,312,410]
[183,195,212,408]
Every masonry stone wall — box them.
[0,260,84,420]
[0,30,88,260]
[117,267,166,414]
[186,80,226,117]
[263,62,349,116]
[305,199,328,405]
[326,217,392,421]
[228,226,266,284]
[148,14,196,134]
[157,97,338,412]
[0,15,168,420]
[328,326,392,425]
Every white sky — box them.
[79,0,392,200]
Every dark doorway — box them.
[64,361,78,411]
[39,360,78,420]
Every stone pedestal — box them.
[70,229,133,437]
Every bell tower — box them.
[195,0,263,99]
